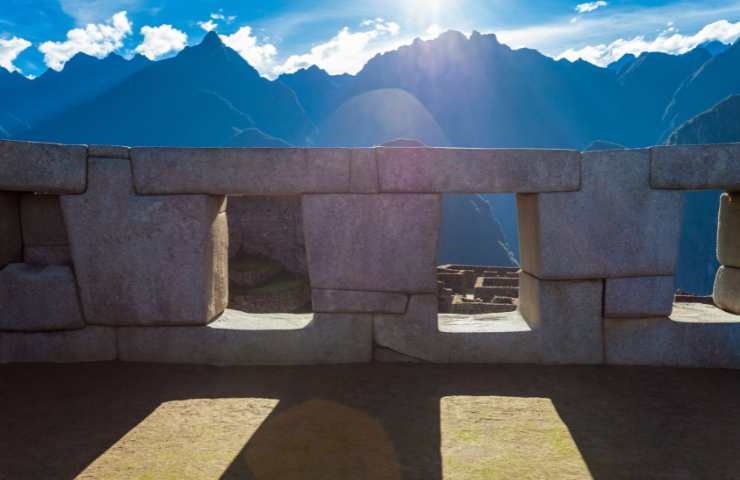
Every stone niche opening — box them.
[226,195,312,315]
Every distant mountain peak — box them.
[200,31,225,50]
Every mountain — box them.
[607,54,636,73]
[700,40,730,56]
[22,32,312,147]
[277,66,351,126]
[0,69,29,91]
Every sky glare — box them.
[2,0,740,78]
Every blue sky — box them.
[2,0,740,78]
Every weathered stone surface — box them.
[117,310,372,365]
[312,289,408,314]
[373,346,424,363]
[131,148,350,195]
[377,148,581,193]
[605,303,740,368]
[350,149,378,193]
[518,272,604,364]
[714,266,740,314]
[303,194,440,292]
[518,149,683,279]
[88,145,129,159]
[0,263,85,331]
[651,144,740,190]
[0,192,21,267]
[605,276,675,318]
[20,194,68,246]
[0,140,86,193]
[718,192,740,268]
[23,245,71,265]
[61,157,228,326]
[0,327,116,363]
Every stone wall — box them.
[1,140,739,367]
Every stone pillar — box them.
[714,192,740,314]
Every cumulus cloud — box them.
[273,19,402,77]
[0,36,32,73]
[38,11,132,70]
[575,1,608,14]
[558,19,740,66]
[219,26,278,75]
[135,24,188,60]
[198,19,218,32]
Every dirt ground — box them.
[1,362,740,479]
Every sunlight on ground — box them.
[440,396,590,480]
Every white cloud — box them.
[135,24,187,60]
[198,19,218,32]
[575,1,608,14]
[558,19,740,66]
[59,0,142,25]
[0,36,32,73]
[219,26,278,75]
[38,11,132,70]
[273,19,402,77]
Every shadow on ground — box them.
[1,363,739,479]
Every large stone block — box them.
[651,144,740,190]
[0,140,86,193]
[604,276,675,318]
[61,157,228,326]
[88,145,129,159]
[0,192,21,267]
[0,264,85,331]
[312,289,408,314]
[131,148,350,195]
[117,310,372,365]
[0,327,116,363]
[350,149,379,193]
[518,149,683,279]
[303,194,440,293]
[377,148,580,193]
[714,266,740,314]
[20,194,68,246]
[718,192,740,268]
[605,303,740,368]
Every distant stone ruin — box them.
[0,141,739,367]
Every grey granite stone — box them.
[0,192,21,267]
[0,140,86,193]
[61,157,227,326]
[0,327,116,363]
[20,194,68,246]
[303,194,440,293]
[714,266,740,314]
[605,276,675,318]
[651,144,740,190]
[131,148,350,195]
[0,263,85,331]
[605,303,740,368]
[718,192,740,268]
[350,149,379,193]
[23,245,71,265]
[518,149,683,279]
[377,148,580,193]
[117,310,373,365]
[312,289,408,314]
[88,145,130,159]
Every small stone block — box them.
[714,266,740,315]
[605,276,675,318]
[651,144,740,190]
[0,140,86,193]
[311,289,408,314]
[88,145,130,159]
[0,327,116,363]
[718,192,740,268]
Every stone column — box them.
[714,192,740,314]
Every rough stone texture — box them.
[518,149,683,279]
[714,266,740,314]
[20,194,68,246]
[718,192,740,268]
[303,194,440,293]
[88,145,130,159]
[117,310,372,365]
[605,303,740,368]
[0,263,85,331]
[131,148,351,195]
[605,276,675,318]
[0,327,116,363]
[23,245,71,265]
[61,157,228,326]
[227,196,306,274]
[377,148,581,193]
[312,289,408,314]
[373,346,424,363]
[0,140,86,193]
[0,192,21,267]
[350,149,379,193]
[651,144,740,190]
